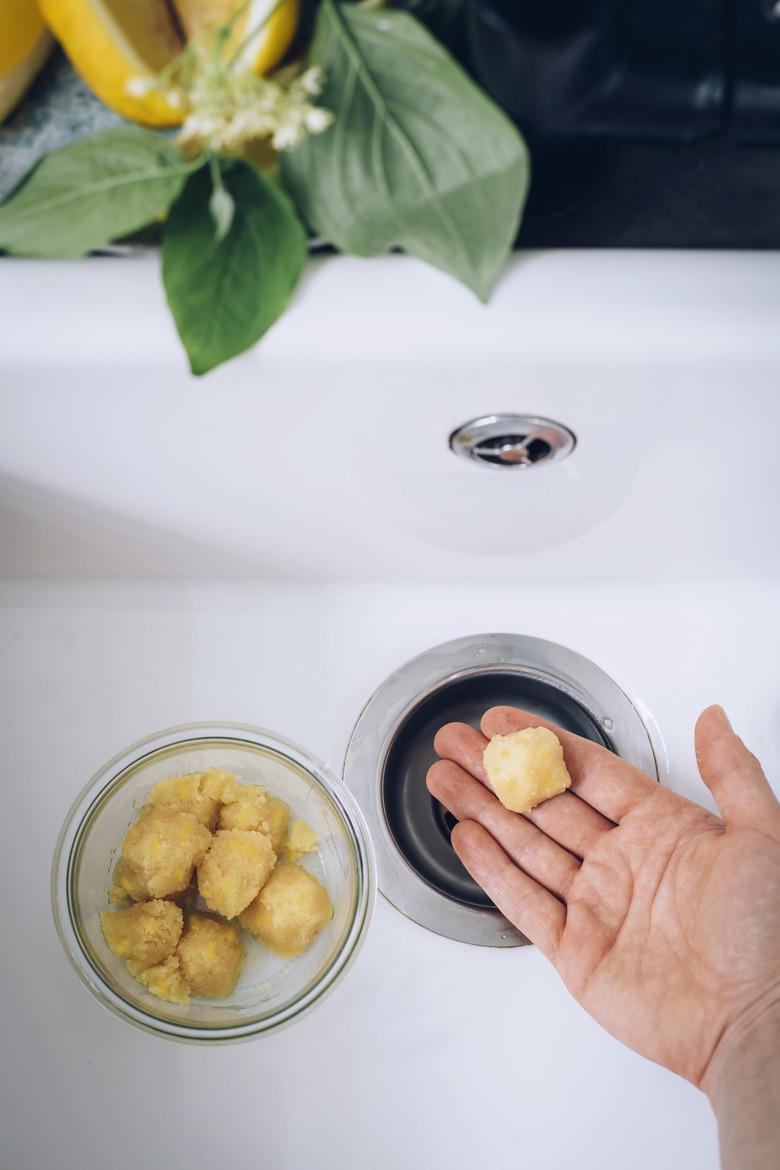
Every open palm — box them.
[428,705,780,1086]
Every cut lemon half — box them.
[38,0,300,127]
[0,0,53,124]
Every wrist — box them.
[702,993,780,1170]
[702,992,780,1105]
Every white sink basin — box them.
[1,251,779,1170]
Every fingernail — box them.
[716,704,733,730]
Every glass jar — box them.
[52,723,375,1042]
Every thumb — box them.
[695,705,778,831]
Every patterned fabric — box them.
[0,50,121,200]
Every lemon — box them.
[38,0,187,125]
[0,0,53,124]
[174,0,300,76]
[38,0,300,127]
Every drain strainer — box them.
[343,634,660,948]
[450,414,576,469]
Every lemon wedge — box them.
[0,0,53,124]
[174,0,300,76]
[38,0,299,127]
[38,0,185,125]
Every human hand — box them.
[427,705,780,1090]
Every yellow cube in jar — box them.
[121,805,212,899]
[111,856,152,902]
[176,911,245,998]
[240,862,332,958]
[197,829,276,919]
[149,772,220,828]
[285,819,318,863]
[100,899,183,973]
[138,955,191,1004]
[201,768,241,803]
[261,794,290,854]
[218,783,268,832]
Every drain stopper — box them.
[450,414,576,469]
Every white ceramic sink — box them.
[1,251,779,1170]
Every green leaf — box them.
[0,128,195,259]
[280,0,529,301]
[162,159,307,376]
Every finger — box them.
[481,706,658,822]
[434,720,613,859]
[427,759,580,901]
[451,821,565,961]
[695,705,779,832]
[524,791,613,860]
[433,721,490,782]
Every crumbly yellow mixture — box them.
[177,911,245,997]
[121,805,212,898]
[261,794,290,854]
[218,782,268,831]
[197,829,276,920]
[149,772,221,828]
[100,769,327,1005]
[109,856,151,903]
[483,725,572,814]
[240,862,333,959]
[201,768,242,803]
[100,900,184,973]
[285,819,319,863]
[138,955,191,1005]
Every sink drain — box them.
[344,634,660,947]
[383,672,610,912]
[449,415,576,469]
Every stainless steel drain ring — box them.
[343,633,662,948]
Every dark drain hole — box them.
[382,671,611,912]
[473,434,553,467]
[436,804,459,837]
[526,437,552,462]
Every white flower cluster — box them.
[179,64,333,154]
[127,54,333,157]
